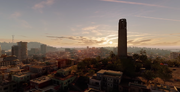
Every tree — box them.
[101,59,108,65]
[139,55,148,62]
[133,54,139,60]
[88,69,95,75]
[77,62,86,70]
[142,70,155,85]
[140,49,146,55]
[109,51,115,59]
[158,66,172,84]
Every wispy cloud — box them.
[9,12,32,28]
[101,0,178,9]
[127,39,154,45]
[32,0,55,13]
[152,40,180,46]
[46,36,107,45]
[82,26,99,31]
[135,15,180,22]
[10,12,21,18]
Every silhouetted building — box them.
[12,45,19,57]
[11,41,28,61]
[29,48,40,55]
[41,44,47,55]
[65,48,71,52]
[1,50,5,55]
[170,52,180,60]
[118,18,127,58]
[18,41,28,61]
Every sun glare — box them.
[109,41,113,44]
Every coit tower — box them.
[118,18,127,58]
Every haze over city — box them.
[0,0,180,49]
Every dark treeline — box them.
[104,47,172,56]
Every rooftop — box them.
[30,76,50,84]
[57,66,72,73]
[13,72,30,77]
[97,69,123,76]
[53,74,75,81]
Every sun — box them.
[109,41,113,44]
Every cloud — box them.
[46,35,107,45]
[20,20,32,28]
[10,12,21,18]
[152,40,180,46]
[82,26,98,31]
[9,12,32,28]
[135,15,180,22]
[101,0,177,9]
[127,39,153,45]
[32,0,55,13]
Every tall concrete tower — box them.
[118,18,127,58]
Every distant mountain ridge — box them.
[0,42,57,52]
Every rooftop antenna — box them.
[12,35,14,43]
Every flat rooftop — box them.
[30,76,50,84]
[97,69,123,75]
[13,72,30,77]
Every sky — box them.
[0,0,180,48]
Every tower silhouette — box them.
[118,19,127,58]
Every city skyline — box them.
[0,0,180,48]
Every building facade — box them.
[88,70,123,92]
[12,41,28,61]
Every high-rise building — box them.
[12,41,28,61]
[41,44,47,55]
[17,41,28,61]
[12,45,19,57]
[118,18,127,58]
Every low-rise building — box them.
[0,80,17,92]
[29,65,46,75]
[29,76,57,92]
[12,72,31,83]
[88,69,123,92]
[51,66,76,90]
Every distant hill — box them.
[0,42,58,52]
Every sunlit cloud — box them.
[32,0,55,13]
[82,26,99,31]
[46,36,107,45]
